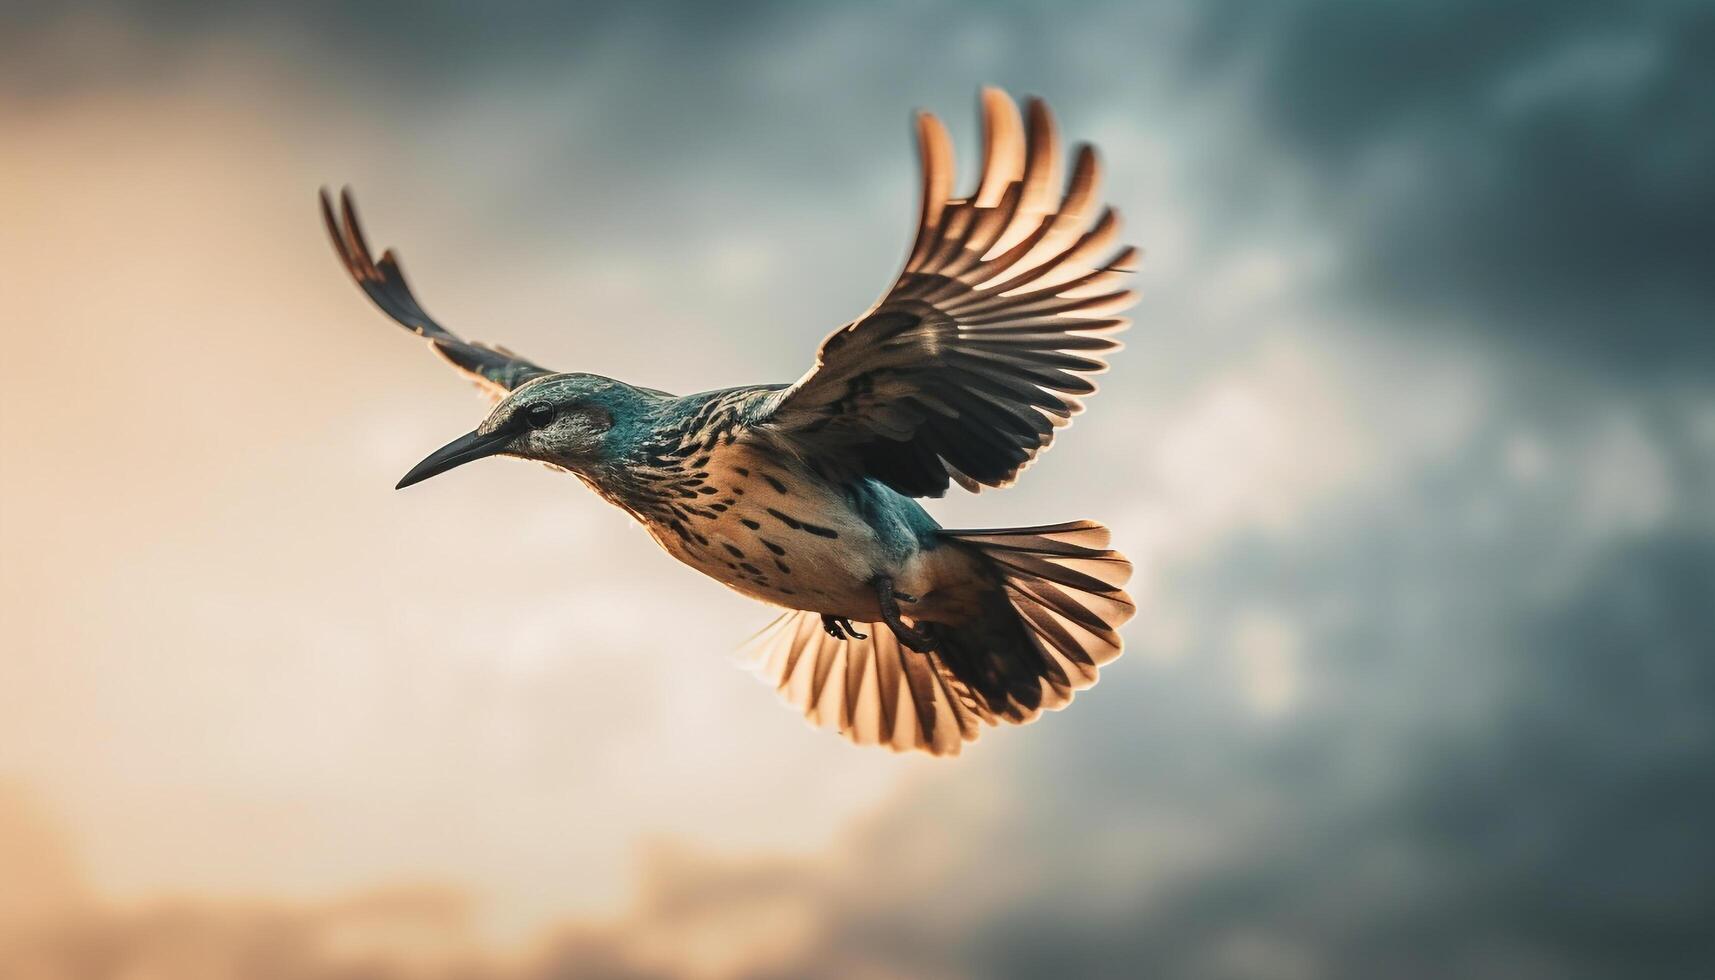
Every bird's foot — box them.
[821,614,867,641]
[872,576,937,653]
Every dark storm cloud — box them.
[967,523,1715,977]
[1,0,1097,100]
[0,0,1183,354]
[1,0,719,71]
[14,0,1710,383]
[0,2,787,113]
[1064,541,1715,980]
[1182,0,1715,374]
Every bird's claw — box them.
[892,622,938,653]
[821,615,867,641]
[872,576,937,653]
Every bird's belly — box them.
[645,448,913,621]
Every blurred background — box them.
[2,1,1712,977]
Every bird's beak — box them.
[395,428,513,489]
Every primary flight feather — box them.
[324,88,1136,756]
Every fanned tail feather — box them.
[743,610,990,756]
[744,520,1132,756]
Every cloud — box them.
[1179,0,1715,374]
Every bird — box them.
[322,88,1136,756]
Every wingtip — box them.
[913,107,949,138]
[1105,245,1142,274]
[1022,94,1052,131]
[974,86,1026,208]
[318,187,347,262]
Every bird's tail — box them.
[744,520,1132,756]
[931,519,1134,727]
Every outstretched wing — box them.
[750,89,1137,498]
[320,188,554,397]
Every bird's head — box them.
[395,373,647,489]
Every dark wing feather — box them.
[750,89,1137,497]
[320,188,554,397]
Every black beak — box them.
[395,428,514,489]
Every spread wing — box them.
[750,89,1137,497]
[320,188,555,398]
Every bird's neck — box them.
[576,389,754,527]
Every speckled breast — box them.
[642,442,906,621]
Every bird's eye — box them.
[524,403,556,429]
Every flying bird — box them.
[323,89,1136,756]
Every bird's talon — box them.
[896,625,937,653]
[820,615,867,641]
[872,576,938,653]
[894,591,919,604]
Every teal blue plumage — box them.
[325,89,1136,756]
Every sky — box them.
[2,1,1713,978]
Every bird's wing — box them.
[748,89,1136,497]
[320,189,555,398]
